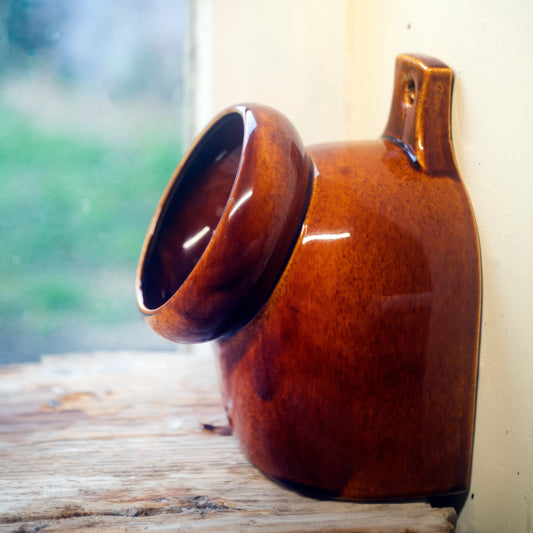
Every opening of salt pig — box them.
[136,54,481,501]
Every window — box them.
[0,0,191,363]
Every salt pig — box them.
[136,54,481,500]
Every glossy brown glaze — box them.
[137,106,311,342]
[136,54,481,500]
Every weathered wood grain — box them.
[0,348,456,532]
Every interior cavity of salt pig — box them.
[136,54,481,501]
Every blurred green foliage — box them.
[0,102,182,362]
[0,0,187,363]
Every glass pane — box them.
[0,0,190,364]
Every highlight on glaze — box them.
[139,112,244,311]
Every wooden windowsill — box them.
[0,348,456,532]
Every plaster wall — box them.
[192,0,348,144]
[193,2,533,531]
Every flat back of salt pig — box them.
[137,54,481,500]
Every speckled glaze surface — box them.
[137,54,481,500]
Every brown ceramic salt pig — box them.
[136,54,481,500]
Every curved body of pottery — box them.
[136,54,481,500]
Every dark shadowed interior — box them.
[140,113,244,310]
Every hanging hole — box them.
[404,77,416,106]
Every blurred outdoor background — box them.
[0,0,190,363]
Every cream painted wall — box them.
[193,1,533,531]
[192,0,349,143]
